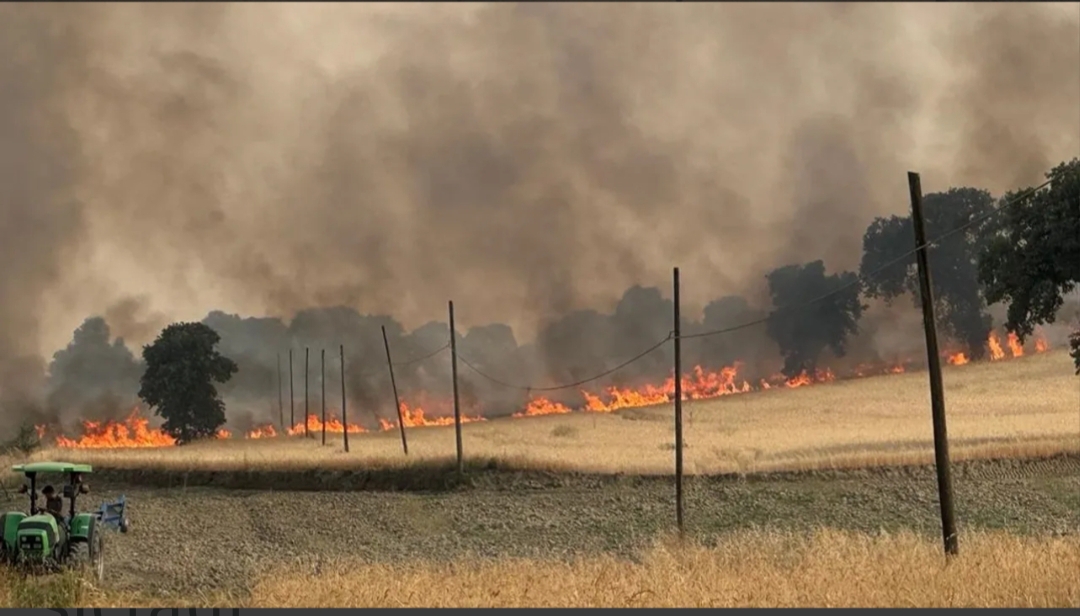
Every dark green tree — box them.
[138,322,238,444]
[859,187,997,360]
[765,260,865,378]
[978,158,1080,373]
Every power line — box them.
[391,341,450,367]
[681,178,1053,341]
[457,332,674,392]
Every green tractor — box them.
[0,462,129,581]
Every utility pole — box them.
[449,301,463,475]
[673,266,684,535]
[908,171,959,557]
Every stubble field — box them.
[2,349,1078,607]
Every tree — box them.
[860,187,997,359]
[138,322,238,444]
[765,260,865,378]
[977,158,1080,373]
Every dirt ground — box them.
[3,455,1069,597]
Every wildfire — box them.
[987,328,1051,362]
[378,402,487,430]
[946,352,969,366]
[286,413,368,436]
[44,325,1059,447]
[45,409,230,449]
[246,424,278,439]
[513,396,573,418]
[572,364,835,414]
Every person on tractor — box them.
[41,485,65,522]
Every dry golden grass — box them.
[4,530,1077,607]
[25,349,1080,476]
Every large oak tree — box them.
[978,158,1080,373]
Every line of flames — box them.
[40,329,1052,448]
[944,330,1047,366]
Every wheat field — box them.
[3,530,1077,608]
[35,349,1080,476]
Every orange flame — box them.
[1035,336,1049,352]
[513,397,573,418]
[246,424,279,439]
[49,409,230,448]
[988,332,1006,360]
[1006,332,1024,357]
[286,413,367,436]
[379,402,488,430]
[566,364,836,414]
[946,352,969,366]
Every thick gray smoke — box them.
[1,3,1078,431]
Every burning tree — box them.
[859,186,997,360]
[138,322,238,444]
[765,260,864,378]
[978,158,1080,374]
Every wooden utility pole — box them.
[340,344,350,453]
[289,349,295,431]
[304,347,311,438]
[277,353,284,432]
[321,348,327,446]
[908,171,959,557]
[382,325,409,455]
[449,301,463,475]
[673,266,685,535]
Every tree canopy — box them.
[138,322,238,444]
[765,260,865,378]
[860,187,996,359]
[977,158,1080,372]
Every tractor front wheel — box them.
[70,532,104,583]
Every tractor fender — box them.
[0,512,25,550]
[69,513,96,542]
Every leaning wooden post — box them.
[321,348,327,446]
[304,347,311,438]
[449,301,463,476]
[340,344,350,453]
[277,353,284,432]
[382,325,409,455]
[908,170,959,557]
[289,349,295,433]
[673,266,685,536]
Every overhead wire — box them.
[381,176,1056,392]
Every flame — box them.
[380,402,488,429]
[1006,332,1024,357]
[513,396,573,418]
[48,409,229,448]
[246,424,279,439]
[987,329,1052,361]
[286,412,368,436]
[566,364,835,414]
[988,332,1005,360]
[946,352,969,366]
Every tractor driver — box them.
[41,485,65,521]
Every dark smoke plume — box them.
[1,4,1077,430]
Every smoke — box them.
[2,3,1078,429]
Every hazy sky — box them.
[1,2,1077,366]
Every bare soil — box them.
[2,454,1070,598]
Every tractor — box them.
[0,462,129,582]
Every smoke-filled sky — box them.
[2,3,1079,409]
